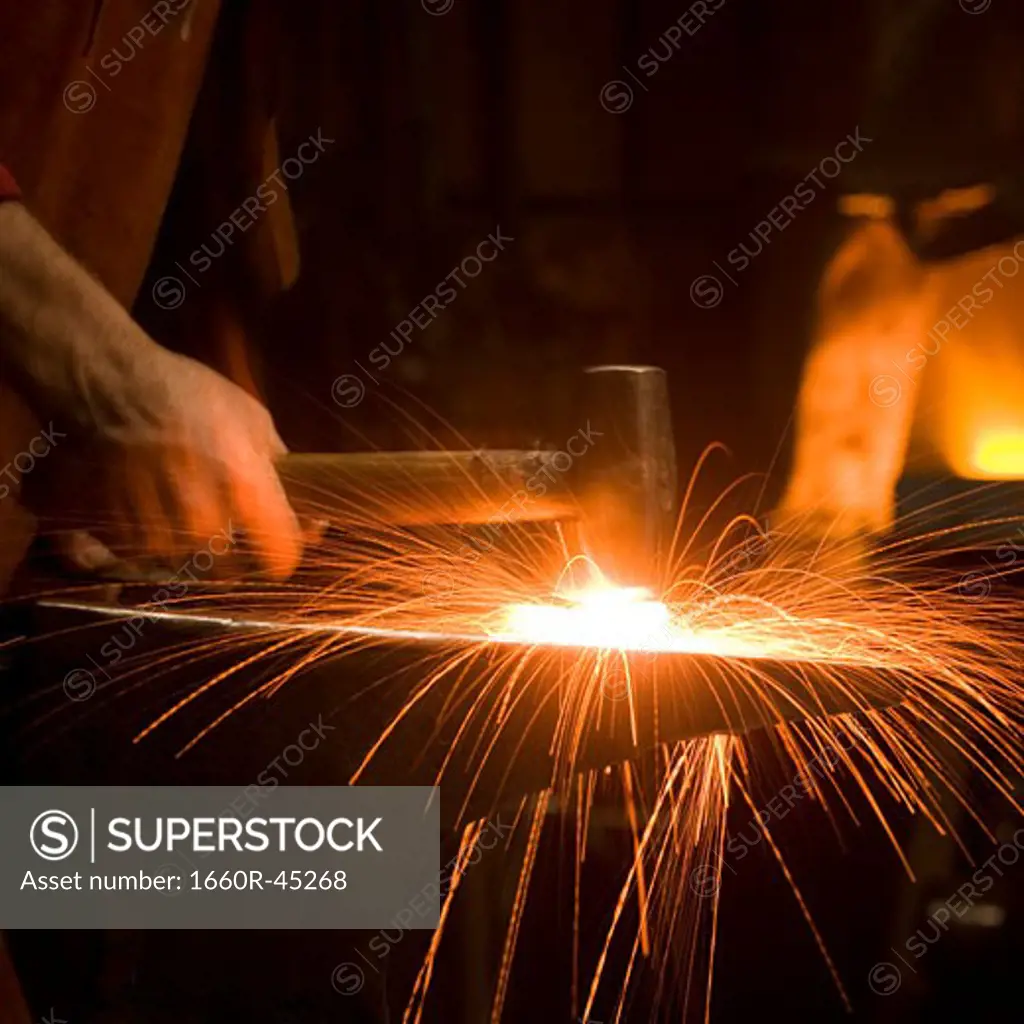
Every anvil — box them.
[0,587,910,827]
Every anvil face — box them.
[0,586,904,827]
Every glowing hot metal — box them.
[494,584,671,650]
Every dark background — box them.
[142,0,876,507]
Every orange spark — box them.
[40,443,1024,1023]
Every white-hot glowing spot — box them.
[494,585,672,650]
[489,578,931,666]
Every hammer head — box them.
[573,365,678,587]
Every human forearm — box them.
[0,201,164,425]
[0,179,301,576]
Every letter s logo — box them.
[30,810,79,861]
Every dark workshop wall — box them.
[145,0,873,512]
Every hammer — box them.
[277,364,678,586]
[17,365,677,590]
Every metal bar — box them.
[2,597,904,827]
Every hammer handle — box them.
[276,450,577,526]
